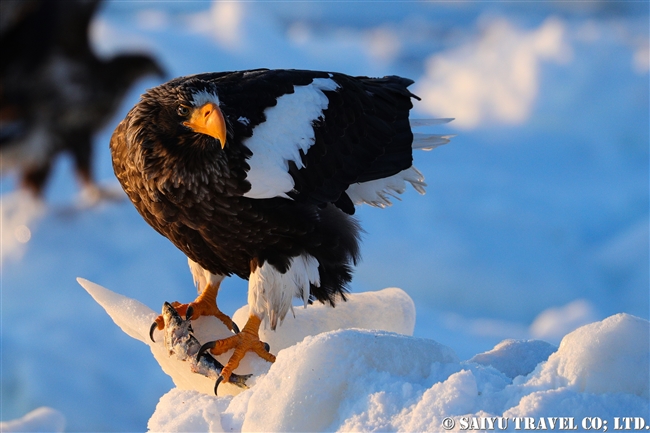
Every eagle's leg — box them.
[198,313,276,383]
[150,281,238,341]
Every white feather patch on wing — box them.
[248,254,320,329]
[187,258,225,294]
[346,166,426,208]
[242,78,339,199]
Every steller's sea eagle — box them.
[110,69,452,389]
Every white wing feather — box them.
[243,78,339,199]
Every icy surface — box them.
[77,280,649,432]
[78,279,418,397]
[147,308,648,431]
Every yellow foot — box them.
[150,282,237,342]
[198,314,275,386]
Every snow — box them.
[0,407,65,433]
[0,191,45,262]
[468,339,557,379]
[75,279,649,432]
[2,1,648,431]
[415,17,572,129]
[528,314,649,398]
[76,278,417,398]
[529,299,599,341]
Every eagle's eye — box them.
[177,105,191,117]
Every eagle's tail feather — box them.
[409,118,454,128]
[410,118,454,151]
[412,133,455,151]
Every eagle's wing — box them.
[207,69,421,214]
[290,73,419,214]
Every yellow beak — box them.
[183,102,227,148]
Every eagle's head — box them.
[112,77,239,193]
[128,78,228,154]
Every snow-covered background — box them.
[1,1,648,431]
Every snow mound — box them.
[0,407,65,433]
[527,313,649,398]
[147,389,229,432]
[235,287,416,354]
[77,278,417,397]
[79,279,649,432]
[502,314,650,422]
[147,313,649,432]
[148,329,459,433]
[469,339,557,379]
[240,329,458,432]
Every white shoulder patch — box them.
[247,254,320,329]
[345,166,427,208]
[242,78,339,199]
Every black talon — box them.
[232,322,240,334]
[263,342,270,353]
[197,341,217,362]
[149,322,158,342]
[185,305,194,321]
[214,375,224,396]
